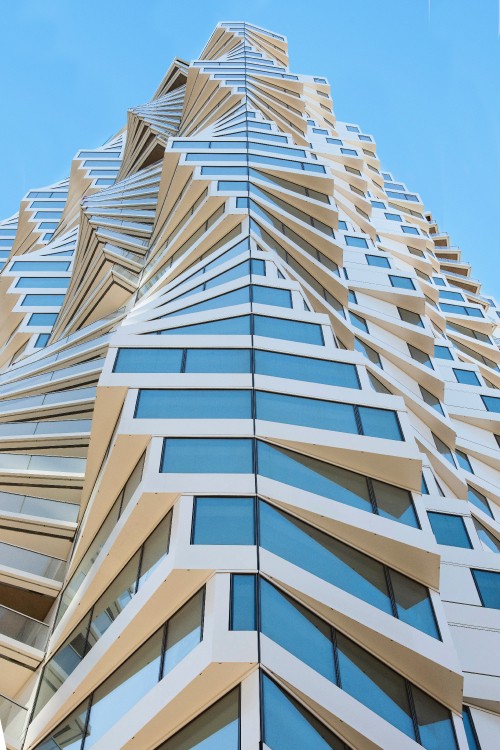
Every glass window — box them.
[252,285,292,307]
[160,315,251,337]
[156,689,239,750]
[409,344,433,369]
[262,673,349,750]
[260,579,336,681]
[35,699,90,749]
[472,569,500,609]
[398,308,424,327]
[433,434,456,466]
[389,275,415,290]
[11,261,70,271]
[454,369,480,386]
[355,337,381,366]
[467,485,492,515]
[366,254,390,268]
[21,294,65,307]
[349,312,368,332]
[162,590,204,676]
[114,349,183,373]
[254,315,324,345]
[420,387,444,415]
[161,438,254,474]
[412,685,459,750]
[462,706,481,750]
[384,212,403,222]
[401,226,419,235]
[434,345,453,360]
[482,396,500,413]
[456,450,473,473]
[336,633,416,740]
[15,277,70,288]
[428,512,472,548]
[230,575,257,630]
[192,497,256,545]
[184,348,251,373]
[357,406,403,441]
[256,391,358,434]
[473,518,500,554]
[254,350,360,389]
[258,442,417,525]
[135,389,252,419]
[260,502,393,616]
[28,313,58,326]
[81,629,164,748]
[344,235,368,248]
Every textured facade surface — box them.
[0,20,499,750]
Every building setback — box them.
[0,20,498,750]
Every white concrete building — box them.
[0,20,498,750]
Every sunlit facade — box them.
[0,21,499,750]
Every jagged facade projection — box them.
[0,20,498,750]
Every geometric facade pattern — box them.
[0,21,498,750]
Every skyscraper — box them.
[0,20,498,750]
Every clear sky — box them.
[1,0,499,296]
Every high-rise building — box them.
[0,20,498,750]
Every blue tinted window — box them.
[136,390,252,419]
[35,334,50,347]
[192,497,255,545]
[472,569,500,609]
[402,226,419,235]
[21,294,65,306]
[412,686,458,750]
[254,350,360,388]
[15,277,70,288]
[462,706,481,750]
[336,633,416,740]
[428,512,472,548]
[398,308,424,327]
[389,275,415,290]
[434,345,453,360]
[163,287,250,317]
[456,450,473,472]
[260,579,336,682]
[161,438,253,473]
[28,313,58,326]
[256,392,358,434]
[439,290,463,301]
[254,315,324,345]
[345,236,368,248]
[262,675,348,750]
[467,486,493,518]
[185,348,251,372]
[349,312,368,332]
[114,348,183,373]
[259,502,393,616]
[366,255,390,268]
[482,396,500,413]
[160,315,251,336]
[230,575,257,629]
[252,286,292,307]
[454,369,480,386]
[384,212,402,222]
[358,406,403,441]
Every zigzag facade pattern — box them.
[0,20,498,750]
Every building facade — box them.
[0,20,498,750]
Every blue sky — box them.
[1,0,499,295]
